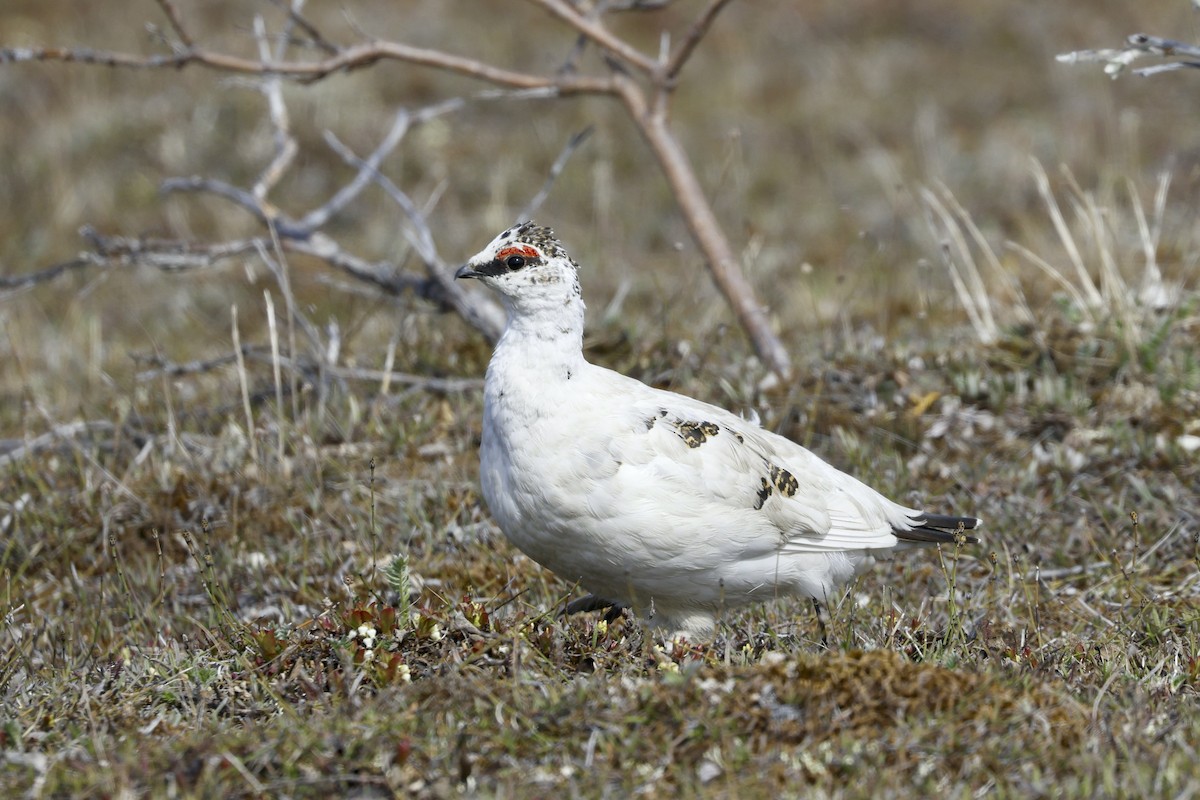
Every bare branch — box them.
[264,0,340,55]
[0,41,618,94]
[1126,32,1200,60]
[323,132,506,340]
[134,347,253,380]
[273,0,306,60]
[300,96,475,233]
[1135,61,1200,76]
[163,97,464,237]
[0,254,103,293]
[83,229,265,271]
[518,126,594,222]
[609,0,674,10]
[0,421,122,468]
[300,104,420,231]
[558,0,614,76]
[0,228,450,307]
[254,236,326,359]
[287,234,433,297]
[665,0,733,80]
[615,77,792,377]
[154,0,195,49]
[1,0,794,376]
[268,356,483,393]
[134,345,482,393]
[527,0,659,75]
[161,176,271,222]
[1058,33,1200,78]
[252,14,298,200]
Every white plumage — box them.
[456,222,980,639]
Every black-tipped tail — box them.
[895,512,982,545]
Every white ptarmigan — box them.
[456,221,980,640]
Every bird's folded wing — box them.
[586,391,903,556]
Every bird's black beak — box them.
[454,264,478,280]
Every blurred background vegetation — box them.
[2,0,1197,413]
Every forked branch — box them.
[1,0,793,378]
[1058,32,1200,78]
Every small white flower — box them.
[362,649,375,662]
[761,651,786,667]
[397,664,412,683]
[429,624,443,642]
[244,551,270,569]
[657,660,679,674]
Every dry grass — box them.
[3,0,1200,797]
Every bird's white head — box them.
[455,221,582,316]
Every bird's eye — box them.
[505,254,526,270]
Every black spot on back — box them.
[769,464,799,497]
[754,477,773,510]
[678,420,720,448]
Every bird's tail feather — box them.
[895,513,982,545]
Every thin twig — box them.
[526,0,659,75]
[254,238,324,356]
[664,0,733,80]
[1133,61,1200,76]
[253,14,299,200]
[154,0,195,49]
[0,0,793,375]
[265,0,340,55]
[273,0,304,61]
[134,345,482,393]
[286,234,435,297]
[299,106,418,232]
[303,91,547,232]
[134,348,259,380]
[0,41,619,94]
[0,255,104,292]
[322,132,506,340]
[1125,33,1200,60]
[0,421,121,467]
[84,229,265,269]
[160,177,276,227]
[230,305,261,463]
[3,230,443,305]
[614,76,792,377]
[518,126,594,222]
[1058,33,1200,78]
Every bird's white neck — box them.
[491,290,587,382]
